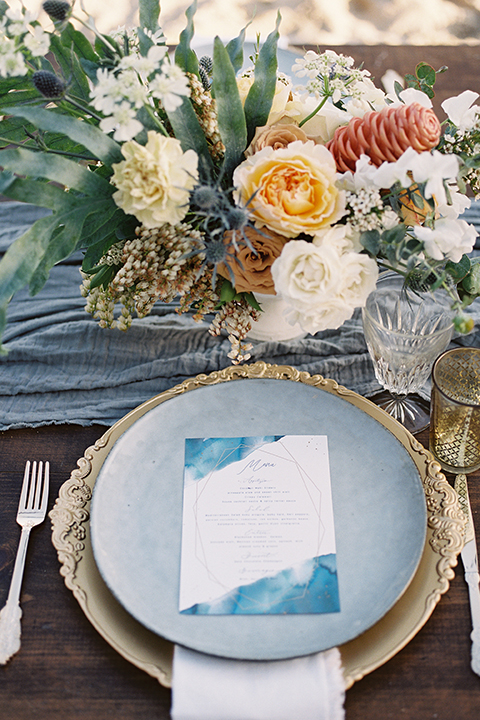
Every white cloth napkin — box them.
[171,644,346,720]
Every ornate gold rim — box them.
[49,361,464,690]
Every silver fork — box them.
[0,461,49,664]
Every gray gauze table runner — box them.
[1,201,479,430]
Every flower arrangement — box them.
[1,0,480,362]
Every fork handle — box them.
[0,525,31,664]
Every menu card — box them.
[179,435,340,615]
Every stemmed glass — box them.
[362,271,454,433]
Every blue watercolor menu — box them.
[179,435,340,615]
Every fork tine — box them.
[33,462,43,510]
[18,461,31,512]
[40,462,49,514]
[27,461,37,510]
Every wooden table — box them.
[1,423,479,719]
[1,42,480,719]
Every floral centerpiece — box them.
[0,0,480,362]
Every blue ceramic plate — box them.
[90,372,427,661]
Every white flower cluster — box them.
[89,42,190,141]
[0,6,49,78]
[292,49,384,109]
[337,149,477,263]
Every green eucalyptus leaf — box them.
[0,146,114,197]
[212,37,247,180]
[6,106,123,165]
[243,13,280,144]
[0,1,8,18]
[416,63,436,86]
[139,0,161,34]
[446,254,471,282]
[461,259,480,296]
[360,229,381,256]
[175,1,199,77]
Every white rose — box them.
[271,239,378,334]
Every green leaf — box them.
[219,278,237,303]
[80,58,102,83]
[243,292,262,312]
[446,254,472,282]
[360,229,381,256]
[165,96,214,180]
[139,0,161,34]
[175,1,199,77]
[212,37,247,180]
[0,146,114,197]
[6,106,123,165]
[49,30,91,102]
[461,258,480,296]
[29,207,91,294]
[0,174,74,209]
[416,63,436,86]
[243,13,280,144]
[225,22,251,74]
[0,1,8,18]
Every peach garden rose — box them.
[233,140,346,238]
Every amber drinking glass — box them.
[429,347,480,475]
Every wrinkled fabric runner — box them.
[1,200,479,430]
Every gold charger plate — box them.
[49,362,464,689]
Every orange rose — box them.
[245,123,309,157]
[218,226,289,295]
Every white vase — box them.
[246,293,307,342]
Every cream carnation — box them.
[233,140,346,238]
[111,131,198,228]
[271,238,378,333]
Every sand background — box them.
[19,0,480,46]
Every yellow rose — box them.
[233,140,346,238]
[111,131,198,229]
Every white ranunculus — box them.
[413,218,477,263]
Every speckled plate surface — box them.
[88,368,427,661]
